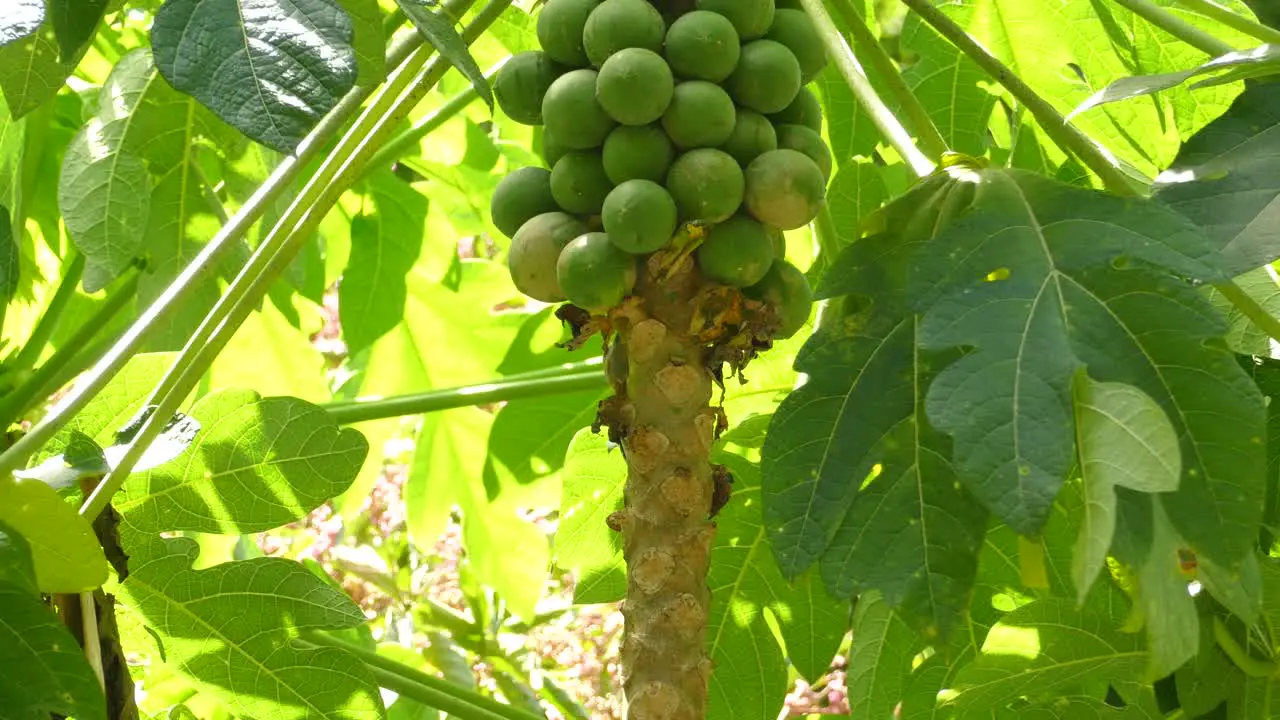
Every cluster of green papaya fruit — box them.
[492,0,829,339]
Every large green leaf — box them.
[0,473,108,592]
[1070,378,1180,604]
[555,429,626,603]
[58,50,229,293]
[1154,85,1280,277]
[47,0,109,63]
[946,598,1146,713]
[0,19,81,119]
[1135,503,1198,679]
[0,521,107,720]
[338,0,387,86]
[898,8,995,157]
[486,383,606,486]
[0,1,43,47]
[116,388,368,534]
[341,171,430,355]
[764,173,988,634]
[395,0,494,111]
[118,532,382,720]
[151,0,359,152]
[847,592,921,720]
[912,170,1264,568]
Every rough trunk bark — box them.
[588,249,772,720]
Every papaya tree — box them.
[2,0,1280,720]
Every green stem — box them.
[1171,0,1280,45]
[364,65,498,176]
[827,0,950,160]
[0,25,434,477]
[299,631,543,720]
[10,252,85,374]
[901,0,1137,196]
[1212,280,1280,349]
[0,269,140,424]
[799,0,935,177]
[323,369,608,425]
[77,0,509,523]
[1213,617,1279,678]
[1112,0,1235,55]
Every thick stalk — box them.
[602,255,722,720]
[798,0,935,176]
[826,0,950,160]
[1170,0,1280,44]
[0,26,437,476]
[78,0,509,523]
[1112,0,1234,55]
[323,368,607,425]
[9,252,85,374]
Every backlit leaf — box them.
[118,532,382,720]
[338,0,387,85]
[0,521,107,720]
[0,474,108,592]
[396,0,494,111]
[0,19,81,118]
[116,389,368,534]
[1071,377,1180,603]
[151,0,358,152]
[341,170,429,355]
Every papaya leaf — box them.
[151,0,358,152]
[487,386,607,486]
[117,532,382,720]
[0,473,108,592]
[0,18,81,119]
[847,592,921,720]
[1154,85,1280,277]
[0,521,107,720]
[47,0,110,63]
[899,9,996,157]
[0,1,43,47]
[765,172,987,635]
[946,598,1145,713]
[912,170,1264,570]
[1207,265,1280,358]
[395,0,494,110]
[116,389,368,534]
[555,429,625,604]
[341,170,429,355]
[1136,503,1198,680]
[1071,377,1180,604]
[35,352,177,465]
[1070,45,1280,119]
[337,0,387,86]
[1175,621,1235,718]
[58,50,229,292]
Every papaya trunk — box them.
[602,252,723,720]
